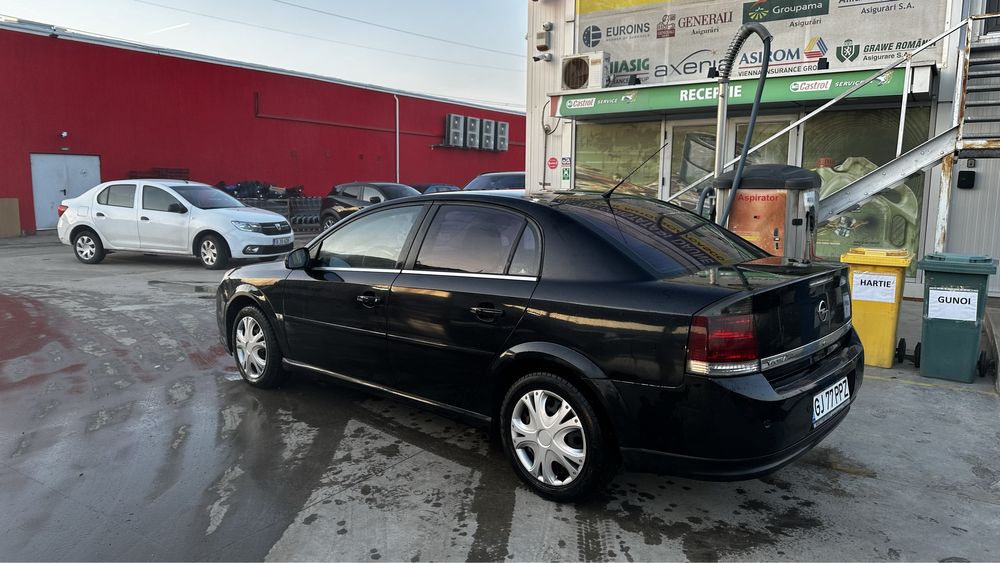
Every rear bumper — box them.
[621,405,850,480]
[614,330,864,480]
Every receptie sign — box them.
[851,272,896,303]
[927,288,978,322]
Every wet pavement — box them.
[2,234,1000,561]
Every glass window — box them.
[803,107,930,276]
[316,205,422,269]
[555,195,764,277]
[361,186,382,203]
[97,184,136,208]
[340,185,361,199]
[464,173,525,191]
[415,205,526,274]
[171,185,242,209]
[143,186,182,212]
[576,121,660,198]
[508,223,541,277]
[377,184,420,198]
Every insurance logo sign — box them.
[742,0,829,23]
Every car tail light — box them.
[57,204,68,217]
[686,314,760,376]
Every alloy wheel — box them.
[235,315,267,380]
[201,239,218,265]
[75,235,96,260]
[510,389,587,486]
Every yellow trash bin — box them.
[840,248,913,368]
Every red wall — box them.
[0,29,525,233]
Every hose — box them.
[718,25,773,226]
[696,185,714,217]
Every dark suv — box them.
[320,182,419,230]
[217,191,862,501]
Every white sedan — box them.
[57,179,294,269]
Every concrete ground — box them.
[1,232,999,561]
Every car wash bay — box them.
[1,233,999,561]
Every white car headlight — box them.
[232,221,262,232]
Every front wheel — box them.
[232,306,286,388]
[198,234,230,270]
[500,372,618,502]
[72,230,106,264]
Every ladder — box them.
[666,14,1000,253]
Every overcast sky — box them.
[0,0,528,109]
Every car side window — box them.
[97,184,136,208]
[361,186,381,203]
[415,205,525,275]
[142,186,181,212]
[508,222,541,277]
[341,185,361,199]
[316,205,422,269]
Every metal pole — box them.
[714,80,729,180]
[896,57,912,157]
[393,95,400,183]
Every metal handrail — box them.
[664,14,998,204]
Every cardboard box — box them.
[0,198,21,238]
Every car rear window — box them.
[464,173,525,191]
[555,196,766,277]
[377,184,420,198]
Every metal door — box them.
[30,154,101,230]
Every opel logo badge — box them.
[817,299,829,322]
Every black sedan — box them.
[319,182,419,230]
[216,191,863,501]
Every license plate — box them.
[812,377,850,426]
[274,237,290,246]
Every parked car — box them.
[411,183,462,194]
[57,179,293,270]
[320,182,420,230]
[463,171,525,191]
[216,191,862,501]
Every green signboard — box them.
[557,68,903,118]
[742,0,830,24]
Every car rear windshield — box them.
[377,184,420,198]
[172,185,244,209]
[555,196,766,277]
[464,173,525,190]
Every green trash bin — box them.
[916,253,997,383]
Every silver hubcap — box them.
[510,389,587,487]
[201,239,218,265]
[75,235,96,259]
[235,316,266,380]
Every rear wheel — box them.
[198,234,230,270]
[321,212,340,231]
[232,306,286,388]
[72,230,105,264]
[500,372,618,502]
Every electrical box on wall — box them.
[496,121,509,151]
[444,114,465,147]
[465,117,481,149]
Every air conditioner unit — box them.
[561,51,610,91]
[444,114,465,147]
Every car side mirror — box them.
[285,247,310,270]
[168,203,187,213]
[369,196,382,204]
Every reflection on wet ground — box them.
[2,243,999,561]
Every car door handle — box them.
[356,293,382,308]
[140,216,150,221]
[95,212,105,218]
[470,306,504,320]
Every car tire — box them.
[72,229,106,264]
[500,372,618,502]
[321,212,340,231]
[198,234,230,270]
[231,305,286,388]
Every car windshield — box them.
[464,173,525,190]
[171,185,245,209]
[554,195,766,277]
[377,184,420,198]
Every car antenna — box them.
[602,139,670,199]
